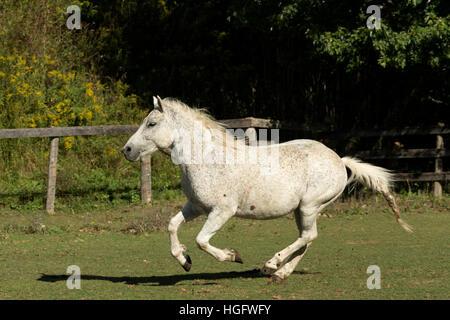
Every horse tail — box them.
[341,157,413,233]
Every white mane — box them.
[162,98,227,131]
[162,97,245,148]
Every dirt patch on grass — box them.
[345,240,380,245]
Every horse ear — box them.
[153,95,164,112]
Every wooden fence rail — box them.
[354,148,450,159]
[0,125,139,139]
[0,118,266,213]
[325,126,450,139]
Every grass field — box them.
[0,194,448,300]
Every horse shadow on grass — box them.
[38,269,320,286]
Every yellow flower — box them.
[64,141,72,149]
[85,111,93,121]
[17,56,26,66]
[86,87,94,97]
[55,102,64,113]
[63,73,75,83]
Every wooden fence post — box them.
[46,137,59,213]
[140,154,152,204]
[433,134,444,197]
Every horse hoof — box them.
[261,266,277,275]
[232,250,243,264]
[270,274,283,283]
[182,254,192,272]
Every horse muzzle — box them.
[121,144,140,162]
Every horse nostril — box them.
[122,146,132,154]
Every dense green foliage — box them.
[87,0,449,129]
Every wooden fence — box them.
[313,124,449,197]
[0,120,447,213]
[341,125,448,197]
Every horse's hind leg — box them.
[168,202,201,271]
[261,206,318,276]
[272,243,311,281]
[195,207,242,263]
[271,208,311,280]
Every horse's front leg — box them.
[168,202,201,271]
[195,207,243,263]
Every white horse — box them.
[122,96,412,281]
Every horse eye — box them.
[147,121,157,127]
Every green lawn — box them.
[0,195,448,300]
